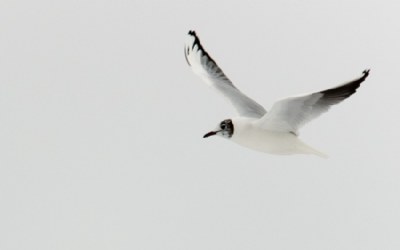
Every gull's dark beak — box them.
[203,131,217,138]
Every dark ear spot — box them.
[222,119,234,138]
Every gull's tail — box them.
[309,148,329,159]
[297,140,329,159]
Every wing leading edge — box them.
[185,30,266,118]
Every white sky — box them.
[1,0,400,249]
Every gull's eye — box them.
[220,122,226,129]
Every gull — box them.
[184,30,370,157]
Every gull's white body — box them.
[184,30,369,157]
[231,118,327,157]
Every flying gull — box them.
[184,30,370,157]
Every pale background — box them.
[1,0,400,249]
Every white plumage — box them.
[185,30,369,157]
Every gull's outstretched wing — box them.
[184,30,266,118]
[259,70,370,134]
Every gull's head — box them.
[203,119,234,139]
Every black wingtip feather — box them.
[360,69,370,81]
[188,30,200,50]
[319,69,370,104]
[184,47,191,66]
[186,30,218,66]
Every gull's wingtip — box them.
[185,30,198,45]
[359,68,370,82]
[363,69,370,76]
[185,30,198,66]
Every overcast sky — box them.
[1,0,400,249]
